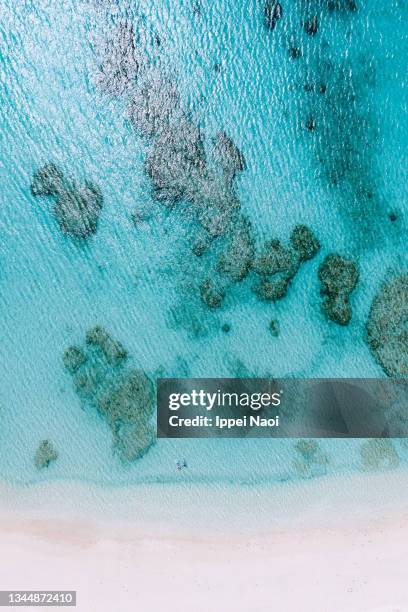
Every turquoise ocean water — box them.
[0,0,407,487]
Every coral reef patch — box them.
[292,439,329,479]
[34,439,58,469]
[95,19,250,302]
[63,326,154,461]
[92,14,364,334]
[303,15,319,36]
[290,224,320,262]
[269,319,280,337]
[318,254,359,325]
[360,439,399,470]
[31,164,103,239]
[264,1,283,31]
[252,225,320,303]
[95,22,142,96]
[200,278,225,309]
[366,275,408,377]
[217,215,255,282]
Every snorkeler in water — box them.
[176,459,188,471]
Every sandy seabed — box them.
[1,471,408,612]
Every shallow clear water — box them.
[0,0,407,486]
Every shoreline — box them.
[1,470,408,611]
[1,468,408,534]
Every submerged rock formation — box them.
[252,225,320,303]
[95,17,254,313]
[269,319,280,337]
[289,47,302,60]
[194,178,241,238]
[146,116,206,205]
[360,439,399,470]
[115,27,246,242]
[293,439,328,479]
[31,164,103,239]
[30,163,64,197]
[366,274,408,377]
[86,325,128,366]
[191,234,211,257]
[212,130,246,182]
[94,16,324,320]
[34,440,58,469]
[63,327,155,461]
[200,278,225,309]
[63,346,87,374]
[253,238,299,278]
[95,22,141,96]
[55,182,103,238]
[290,224,321,262]
[326,0,357,12]
[253,276,291,302]
[303,16,319,36]
[128,72,181,138]
[318,254,359,325]
[217,215,255,282]
[264,1,283,31]
[145,113,243,240]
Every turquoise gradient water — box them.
[0,0,407,486]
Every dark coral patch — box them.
[366,275,408,377]
[64,328,155,461]
[31,164,103,239]
[318,254,359,325]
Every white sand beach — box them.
[1,471,408,612]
